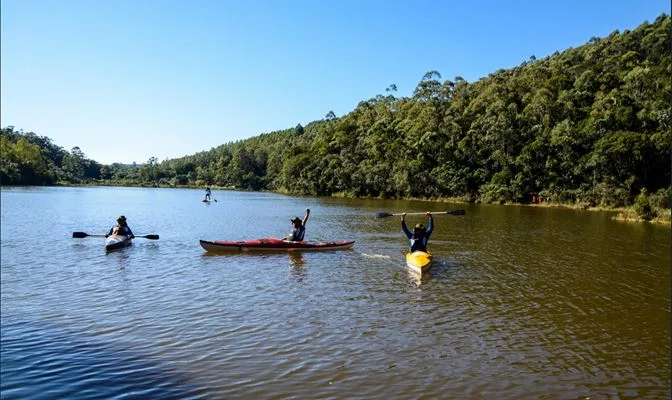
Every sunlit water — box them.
[1,186,669,399]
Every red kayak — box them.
[200,238,355,252]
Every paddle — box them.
[72,232,159,240]
[375,210,466,218]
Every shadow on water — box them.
[1,318,204,400]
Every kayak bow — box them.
[105,235,132,252]
[200,238,355,252]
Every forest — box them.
[2,14,670,217]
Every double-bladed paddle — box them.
[72,232,160,240]
[375,210,466,218]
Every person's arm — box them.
[401,213,412,239]
[127,226,134,238]
[302,208,310,227]
[425,212,433,238]
[106,226,113,237]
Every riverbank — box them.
[612,209,671,225]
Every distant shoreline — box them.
[4,182,669,226]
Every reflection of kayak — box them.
[406,251,432,274]
[105,235,132,252]
[200,238,355,252]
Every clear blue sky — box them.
[1,0,668,165]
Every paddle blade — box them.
[72,232,88,238]
[447,210,466,215]
[139,234,160,240]
[376,212,393,218]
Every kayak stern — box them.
[406,251,432,275]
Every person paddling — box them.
[401,212,433,252]
[204,187,212,202]
[106,215,134,238]
[282,208,310,242]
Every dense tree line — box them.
[0,127,100,184]
[0,127,145,185]
[2,14,670,211]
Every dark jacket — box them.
[401,217,433,252]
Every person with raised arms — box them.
[401,212,433,252]
[282,208,310,242]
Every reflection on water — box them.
[289,253,307,283]
[288,252,306,266]
[407,270,424,286]
[1,187,669,399]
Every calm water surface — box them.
[1,186,670,399]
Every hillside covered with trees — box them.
[2,14,670,212]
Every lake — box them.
[1,186,669,399]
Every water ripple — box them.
[1,189,669,398]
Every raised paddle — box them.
[375,210,466,218]
[72,232,160,240]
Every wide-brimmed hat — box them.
[291,217,302,223]
[117,215,127,221]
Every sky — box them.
[1,0,669,165]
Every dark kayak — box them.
[200,238,355,252]
[105,235,132,252]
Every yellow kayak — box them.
[406,251,432,275]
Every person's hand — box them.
[426,211,432,216]
[306,208,310,214]
[401,212,406,221]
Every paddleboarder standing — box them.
[204,187,212,202]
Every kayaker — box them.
[401,212,433,252]
[106,215,135,238]
[204,187,212,201]
[282,208,310,241]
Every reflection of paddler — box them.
[289,252,306,266]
